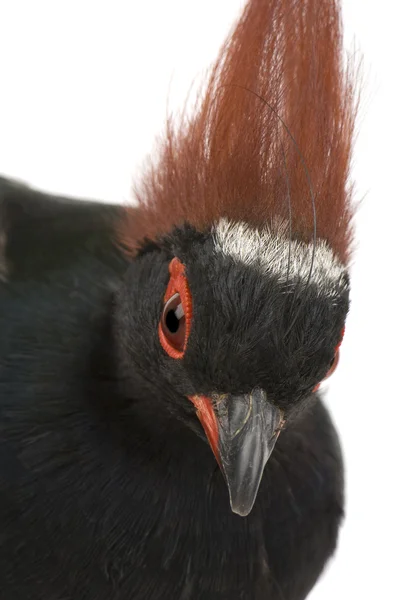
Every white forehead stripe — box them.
[212,219,348,297]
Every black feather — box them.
[0,179,345,599]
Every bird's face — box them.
[116,220,349,516]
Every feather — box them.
[120,0,358,264]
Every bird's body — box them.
[0,181,343,599]
[0,0,357,597]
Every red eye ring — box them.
[158,257,193,359]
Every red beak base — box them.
[188,391,283,517]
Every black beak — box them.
[189,390,283,517]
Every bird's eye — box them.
[158,257,193,359]
[313,327,345,393]
[313,350,340,393]
[324,349,340,379]
[160,293,186,352]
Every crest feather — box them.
[121,0,358,264]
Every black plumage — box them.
[0,0,357,596]
[0,178,346,599]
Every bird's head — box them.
[115,219,348,516]
[114,0,355,516]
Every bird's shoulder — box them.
[0,176,130,281]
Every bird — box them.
[0,0,357,598]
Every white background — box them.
[0,1,397,598]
